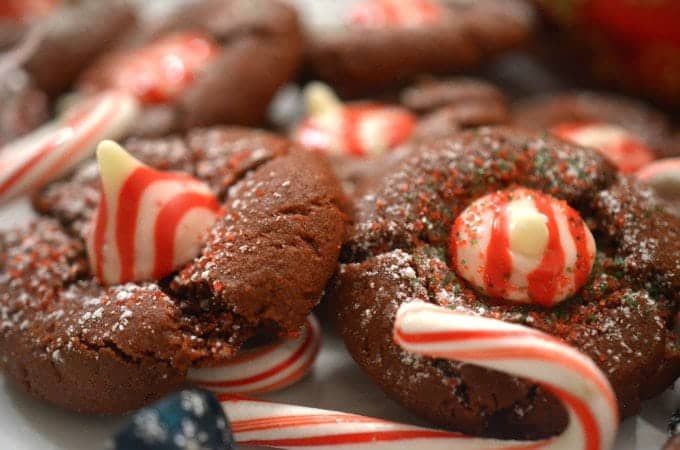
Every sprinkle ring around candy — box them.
[221,302,618,450]
[188,315,321,395]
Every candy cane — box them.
[189,315,321,395]
[220,302,618,450]
[636,157,680,188]
[0,90,139,204]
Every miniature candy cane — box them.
[189,315,321,396]
[0,90,139,204]
[220,301,618,450]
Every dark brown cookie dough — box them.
[512,91,678,158]
[328,127,680,438]
[79,0,303,136]
[2,127,346,413]
[300,0,533,95]
[3,0,137,96]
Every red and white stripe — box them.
[221,302,618,450]
[0,91,139,205]
[451,187,596,306]
[636,157,680,194]
[293,104,416,158]
[551,122,655,173]
[189,315,321,395]
[86,141,219,285]
[348,0,444,28]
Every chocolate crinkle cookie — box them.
[0,127,346,414]
[328,126,680,439]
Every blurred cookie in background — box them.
[78,0,304,136]
[1,0,136,96]
[286,0,534,96]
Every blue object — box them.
[110,389,236,450]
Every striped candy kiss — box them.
[293,82,416,158]
[188,315,321,395]
[551,122,655,173]
[79,31,220,104]
[220,302,618,450]
[0,90,139,205]
[451,187,596,306]
[86,140,219,285]
[348,0,444,28]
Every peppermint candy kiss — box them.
[80,32,220,104]
[86,140,219,285]
[293,82,416,158]
[348,0,444,28]
[552,122,655,173]
[451,187,596,306]
[188,315,321,395]
[0,91,139,205]
[220,302,618,450]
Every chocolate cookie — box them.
[513,91,678,159]
[329,127,679,439]
[296,0,534,95]
[1,127,346,414]
[1,0,136,96]
[79,0,303,136]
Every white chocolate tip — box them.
[304,81,342,116]
[96,140,142,192]
[508,204,549,257]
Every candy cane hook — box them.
[220,301,618,450]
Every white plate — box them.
[0,197,676,449]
